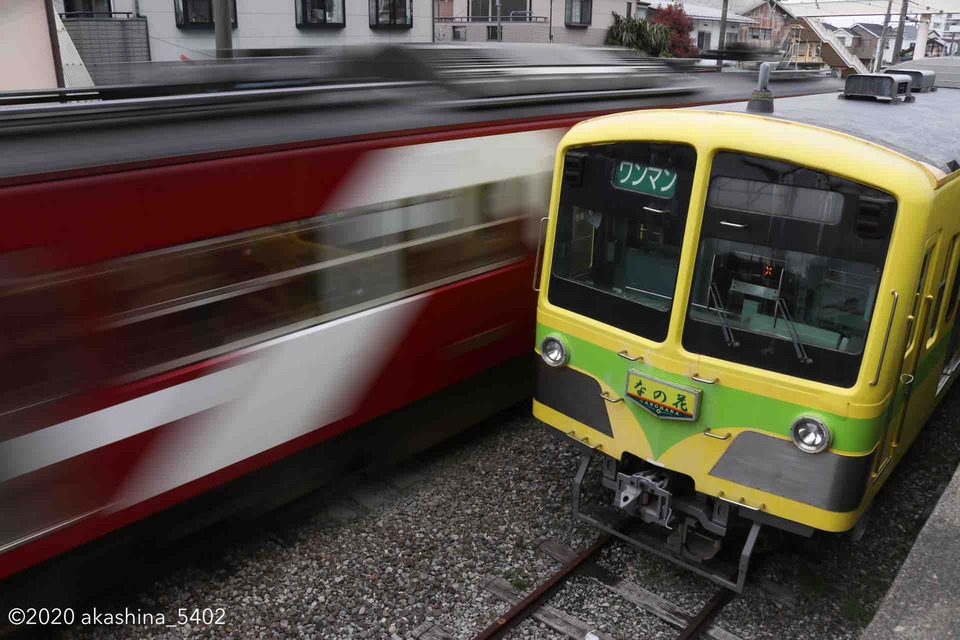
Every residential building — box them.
[434,0,632,44]
[899,27,949,59]
[843,22,949,66]
[435,0,754,46]
[827,24,856,47]
[55,0,435,65]
[845,23,883,66]
[647,0,755,51]
[930,11,960,54]
[737,0,793,49]
[785,18,867,76]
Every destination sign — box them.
[613,161,677,199]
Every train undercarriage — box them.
[566,442,814,592]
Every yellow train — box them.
[532,72,960,590]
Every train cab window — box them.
[682,152,897,387]
[548,142,697,342]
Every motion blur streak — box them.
[0,363,257,483]
[111,292,424,511]
[0,42,841,582]
[324,129,564,212]
[0,124,547,577]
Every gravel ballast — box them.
[59,384,960,640]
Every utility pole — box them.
[496,0,502,41]
[548,0,553,42]
[915,13,930,59]
[873,0,893,71]
[891,0,909,67]
[213,0,233,59]
[716,0,728,69]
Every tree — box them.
[648,2,697,57]
[605,12,675,56]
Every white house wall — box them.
[1,0,60,90]
[132,0,433,61]
[689,18,741,49]
[435,0,628,44]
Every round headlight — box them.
[540,335,569,368]
[790,417,831,454]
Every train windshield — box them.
[548,142,697,342]
[683,152,897,387]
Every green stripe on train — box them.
[536,323,886,457]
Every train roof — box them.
[702,60,960,176]
[0,45,841,182]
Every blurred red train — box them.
[0,46,838,598]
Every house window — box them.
[487,25,501,39]
[697,30,711,49]
[749,27,771,39]
[174,0,238,29]
[469,0,529,21]
[63,0,112,15]
[725,31,737,44]
[296,0,345,27]
[369,0,413,27]
[453,25,467,39]
[565,0,591,26]
[626,1,632,18]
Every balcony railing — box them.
[435,14,548,22]
[60,11,135,18]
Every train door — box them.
[874,236,937,479]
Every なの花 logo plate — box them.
[625,370,701,421]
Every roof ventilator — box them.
[884,68,937,93]
[839,73,915,104]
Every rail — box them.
[471,535,610,640]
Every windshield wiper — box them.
[774,297,813,364]
[709,283,739,348]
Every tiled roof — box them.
[852,22,883,37]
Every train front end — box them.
[532,109,932,591]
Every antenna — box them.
[747,62,774,113]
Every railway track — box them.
[469,536,742,640]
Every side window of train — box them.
[946,234,960,324]
[0,179,533,419]
[908,244,934,354]
[928,233,960,346]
